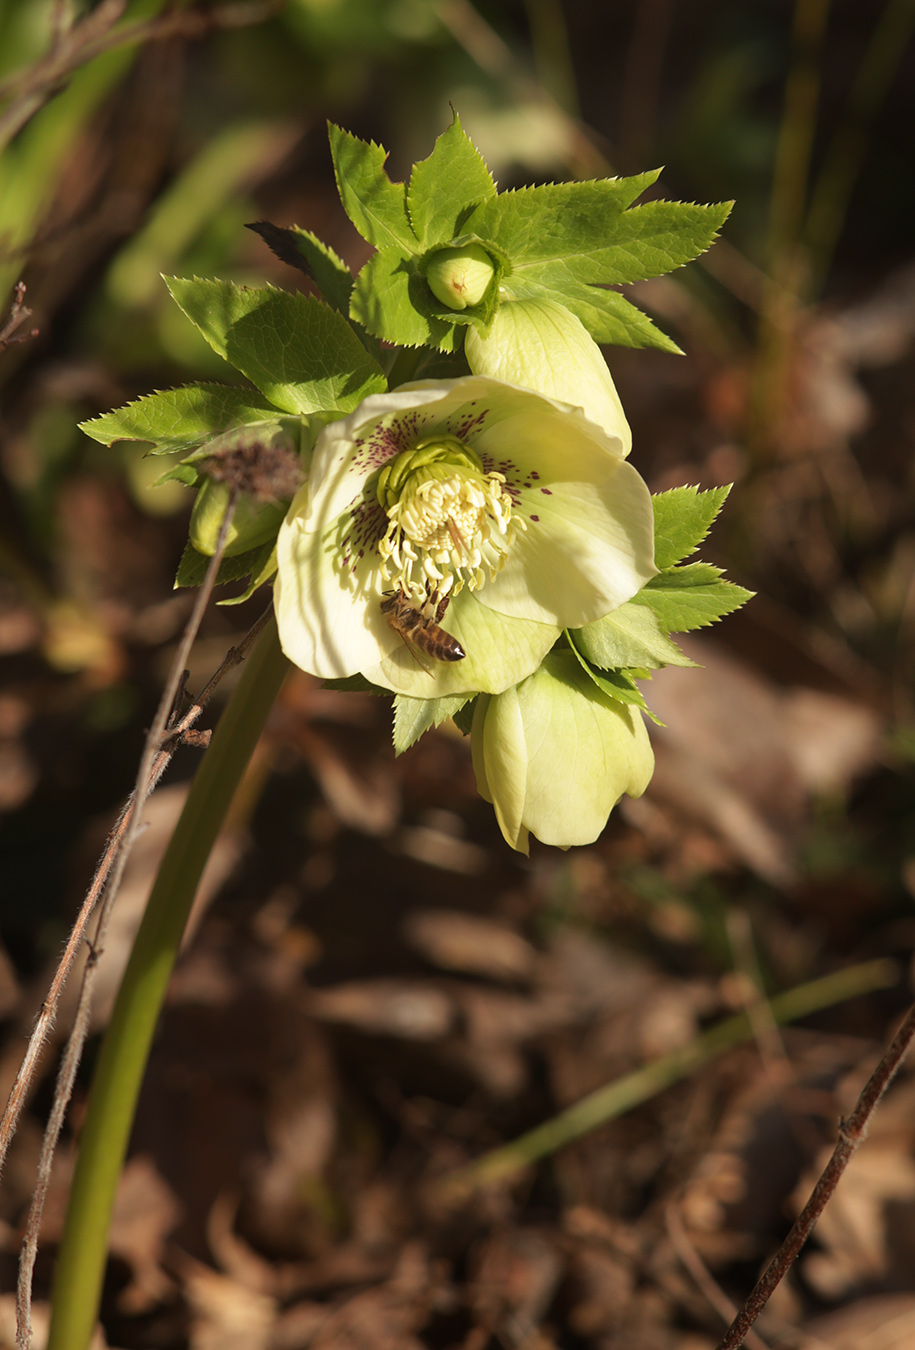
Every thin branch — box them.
[715,999,915,1350]
[0,557,267,1184]
[10,503,258,1348]
[0,0,283,152]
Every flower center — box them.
[375,437,521,600]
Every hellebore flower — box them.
[465,296,632,453]
[471,650,655,853]
[274,376,656,698]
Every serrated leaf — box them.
[451,698,477,736]
[174,539,274,591]
[465,175,660,269]
[247,220,353,314]
[349,249,458,351]
[652,485,732,569]
[573,602,698,670]
[635,565,754,633]
[165,277,387,414]
[467,182,729,287]
[568,198,732,283]
[328,122,416,252]
[392,691,471,754]
[80,384,277,454]
[509,273,681,352]
[407,115,496,248]
[566,635,664,725]
[218,546,277,606]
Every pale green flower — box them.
[274,376,656,698]
[465,296,632,453]
[471,650,655,853]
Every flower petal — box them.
[476,651,655,851]
[472,688,530,853]
[362,587,558,697]
[476,409,657,624]
[275,485,397,677]
[465,299,632,453]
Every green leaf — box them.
[218,546,278,606]
[651,485,732,569]
[328,122,416,252]
[165,277,387,414]
[565,636,664,724]
[467,182,729,286]
[154,461,200,487]
[392,691,471,754]
[349,249,459,351]
[573,603,698,670]
[247,221,353,314]
[635,565,754,633]
[406,114,496,248]
[569,198,733,283]
[79,384,278,454]
[509,273,681,352]
[465,175,660,269]
[174,538,275,592]
[451,698,477,736]
[322,674,391,695]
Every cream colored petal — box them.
[274,491,396,678]
[465,299,631,454]
[472,686,530,854]
[363,588,557,698]
[476,652,655,851]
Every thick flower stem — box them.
[47,617,290,1350]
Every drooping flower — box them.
[274,376,656,698]
[465,296,632,452]
[471,650,655,853]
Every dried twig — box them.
[10,498,259,1348]
[0,282,39,351]
[715,1000,915,1350]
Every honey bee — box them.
[381,588,466,672]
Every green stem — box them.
[47,617,289,1350]
[441,958,897,1198]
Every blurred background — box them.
[1,1,915,1346]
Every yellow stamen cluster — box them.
[376,442,522,600]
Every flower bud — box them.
[471,651,654,853]
[190,479,287,558]
[465,297,632,455]
[425,244,496,311]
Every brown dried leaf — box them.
[802,1294,915,1349]
[183,1259,278,1350]
[309,979,455,1041]
[403,908,538,982]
